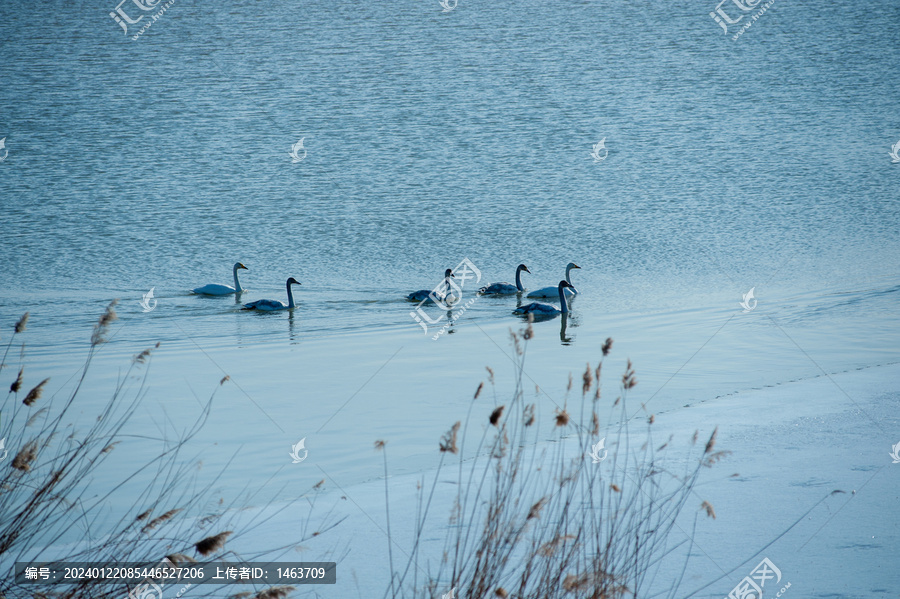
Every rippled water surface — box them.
[1,0,899,514]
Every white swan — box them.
[527,263,580,299]
[479,264,531,294]
[242,278,301,311]
[514,281,575,317]
[408,269,454,303]
[192,262,249,295]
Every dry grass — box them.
[0,308,340,599]
[388,326,728,599]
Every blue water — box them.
[1,0,899,578]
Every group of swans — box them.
[409,262,582,317]
[192,261,582,317]
[191,263,300,311]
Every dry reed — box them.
[194,531,232,556]
[22,378,49,406]
[10,368,23,393]
[0,309,340,599]
[389,325,730,599]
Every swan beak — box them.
[239,264,248,270]
[571,264,581,270]
[523,266,531,273]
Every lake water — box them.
[1,0,899,552]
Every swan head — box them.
[558,280,575,291]
[287,277,301,286]
[516,264,531,274]
[444,268,455,279]
[234,262,249,271]
[566,262,581,272]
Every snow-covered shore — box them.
[226,362,900,598]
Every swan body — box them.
[193,262,249,295]
[527,263,580,299]
[480,264,530,295]
[408,269,454,303]
[514,281,574,316]
[242,277,300,311]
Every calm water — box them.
[1,0,899,524]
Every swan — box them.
[527,263,580,299]
[192,262,249,295]
[242,278,301,311]
[479,264,531,294]
[514,281,575,317]
[408,269,454,303]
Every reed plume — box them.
[622,359,637,389]
[489,405,504,426]
[704,427,718,454]
[14,313,29,334]
[554,408,569,427]
[22,378,49,406]
[10,368,23,393]
[142,508,182,533]
[91,300,118,346]
[11,439,38,471]
[439,421,460,454]
[195,531,232,556]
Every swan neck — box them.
[233,265,243,292]
[565,265,573,285]
[515,268,524,291]
[559,285,569,313]
[286,282,295,309]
